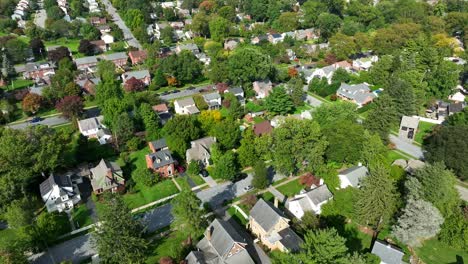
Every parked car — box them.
[160,91,169,96]
[243,185,253,192]
[171,89,179,94]
[187,86,196,90]
[29,116,42,123]
[200,170,208,177]
[176,165,185,173]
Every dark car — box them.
[29,117,42,123]
[160,91,169,96]
[172,89,179,94]
[187,86,196,90]
[200,170,209,177]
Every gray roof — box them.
[40,174,72,197]
[78,115,104,132]
[202,92,221,102]
[90,159,123,191]
[400,116,419,129]
[175,97,196,107]
[250,199,286,233]
[147,149,175,169]
[227,87,244,96]
[277,227,303,253]
[76,77,101,87]
[25,62,55,72]
[186,137,216,162]
[371,240,404,264]
[194,219,254,264]
[74,56,98,65]
[100,52,128,61]
[321,65,336,75]
[305,184,333,205]
[339,165,368,187]
[149,138,167,151]
[178,43,199,52]
[123,70,150,81]
[185,251,205,264]
[337,83,376,105]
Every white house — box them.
[174,97,200,115]
[40,174,81,212]
[227,86,245,104]
[307,65,336,84]
[101,33,114,45]
[202,92,221,109]
[371,240,404,264]
[352,56,378,71]
[77,115,112,144]
[338,165,368,189]
[286,184,333,218]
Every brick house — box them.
[89,17,106,26]
[100,52,128,68]
[121,70,151,86]
[90,159,125,194]
[76,77,101,95]
[128,50,148,65]
[23,62,56,79]
[145,139,176,178]
[90,40,107,52]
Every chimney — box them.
[274,197,279,208]
[207,226,214,241]
[358,162,362,167]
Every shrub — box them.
[132,167,160,187]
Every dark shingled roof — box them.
[277,227,304,253]
[149,138,167,151]
[147,149,175,169]
[39,174,72,197]
[371,240,404,264]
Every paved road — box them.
[7,107,100,130]
[389,135,424,159]
[100,0,141,49]
[29,233,96,264]
[141,203,174,233]
[160,85,212,101]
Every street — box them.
[141,203,173,233]
[100,0,142,49]
[29,234,96,264]
[389,134,424,159]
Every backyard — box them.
[416,239,468,264]
[123,180,179,209]
[276,179,304,198]
[1,79,34,91]
[414,121,436,144]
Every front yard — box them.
[123,180,179,209]
[71,204,94,228]
[414,121,436,144]
[276,179,304,198]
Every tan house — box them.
[249,199,303,252]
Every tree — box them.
[187,161,200,177]
[35,212,71,244]
[160,51,204,85]
[171,190,206,235]
[212,119,240,150]
[124,77,146,92]
[288,78,305,107]
[193,94,209,111]
[316,13,342,40]
[364,94,398,142]
[78,39,95,55]
[55,95,84,120]
[95,194,148,263]
[191,12,210,36]
[331,68,350,84]
[412,163,460,215]
[153,68,168,88]
[163,8,177,21]
[5,38,28,63]
[124,9,145,30]
[237,128,258,167]
[223,92,244,119]
[438,208,468,251]
[423,126,468,181]
[252,160,268,189]
[160,26,174,44]
[138,103,160,141]
[360,131,388,169]
[162,115,201,158]
[273,12,299,32]
[29,38,45,59]
[4,198,34,229]
[227,47,272,86]
[272,119,327,175]
[21,93,42,114]
[132,167,159,187]
[299,228,348,264]
[212,151,238,180]
[292,211,320,235]
[209,16,230,42]
[113,112,135,149]
[198,110,222,135]
[323,120,366,164]
[426,60,461,99]
[329,33,357,60]
[355,164,398,232]
[312,102,357,127]
[392,199,444,247]
[265,86,295,115]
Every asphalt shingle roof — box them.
[339,165,368,187]
[371,240,404,264]
[250,199,285,233]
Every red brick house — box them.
[121,69,151,86]
[100,52,128,68]
[23,62,56,79]
[145,139,176,178]
[128,50,148,65]
[76,77,101,95]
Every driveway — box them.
[305,94,323,107]
[389,135,424,159]
[100,0,141,49]
[196,175,255,208]
[29,233,96,264]
[202,175,217,187]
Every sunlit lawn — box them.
[276,179,304,198]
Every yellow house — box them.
[248,199,303,252]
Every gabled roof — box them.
[100,52,128,61]
[152,103,168,113]
[253,120,272,136]
[400,116,419,129]
[227,87,244,96]
[202,92,221,102]
[206,219,247,259]
[75,56,99,65]
[371,240,404,264]
[339,165,368,187]
[175,97,196,107]
[90,159,123,191]
[147,150,175,169]
[337,83,376,105]
[78,115,104,132]
[149,138,167,151]
[40,174,72,197]
[250,199,287,233]
[305,184,333,205]
[122,70,150,81]
[277,227,303,253]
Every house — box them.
[90,40,107,52]
[251,35,268,45]
[186,137,216,167]
[23,62,55,79]
[40,174,81,212]
[146,139,176,177]
[170,21,184,29]
[449,102,465,115]
[332,60,353,71]
[74,56,99,71]
[302,43,329,54]
[308,65,336,84]
[97,25,111,34]
[76,77,101,95]
[224,39,241,50]
[203,92,221,110]
[100,52,128,67]
[121,70,151,86]
[338,164,369,189]
[449,91,466,103]
[253,120,273,136]
[399,116,419,142]
[295,28,316,40]
[128,50,148,65]
[286,184,333,217]
[186,218,255,264]
[371,240,404,264]
[227,87,245,104]
[77,115,111,145]
[101,33,114,45]
[336,83,377,107]
[268,33,284,44]
[175,43,199,54]
[174,97,200,115]
[195,52,211,65]
[352,56,378,71]
[152,103,169,114]
[89,17,106,25]
[249,199,303,252]
[90,159,125,194]
[253,80,273,99]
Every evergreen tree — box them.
[171,190,206,235]
[94,194,148,263]
[265,86,295,115]
[288,77,305,107]
[153,68,167,88]
[299,228,349,264]
[364,94,398,142]
[252,160,268,189]
[212,151,238,181]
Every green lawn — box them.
[227,206,248,226]
[414,121,436,144]
[276,179,304,198]
[188,174,205,186]
[294,104,313,114]
[175,177,190,191]
[1,79,34,91]
[71,204,94,228]
[416,239,468,264]
[145,231,191,263]
[245,101,266,112]
[45,38,81,53]
[260,192,275,203]
[123,180,179,209]
[0,228,18,247]
[128,147,150,170]
[387,150,409,164]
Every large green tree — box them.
[171,190,206,235]
[227,47,272,86]
[299,228,348,264]
[323,120,366,164]
[162,115,201,159]
[212,118,241,150]
[265,86,295,115]
[212,151,238,181]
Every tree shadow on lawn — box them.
[320,214,367,253]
